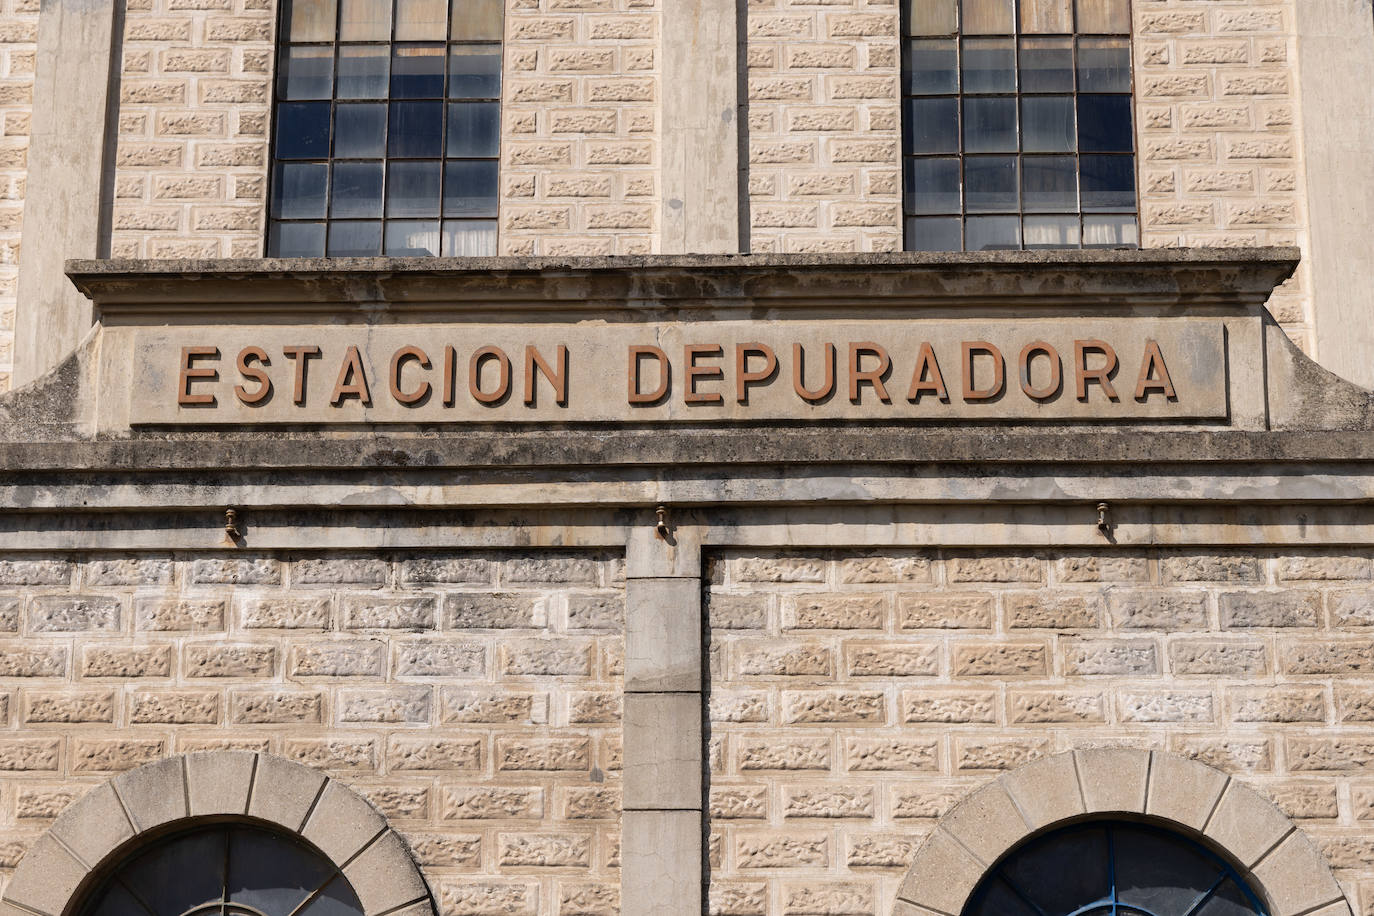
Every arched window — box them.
[77,823,365,916]
[962,820,1268,916]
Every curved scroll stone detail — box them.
[0,751,435,916]
[893,748,1350,916]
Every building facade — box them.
[0,2,1374,916]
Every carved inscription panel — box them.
[127,319,1228,424]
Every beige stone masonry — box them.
[0,0,36,391]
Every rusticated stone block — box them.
[891,787,966,819]
[135,597,225,631]
[710,884,768,916]
[442,785,544,819]
[23,690,115,723]
[1108,591,1209,629]
[783,594,885,630]
[285,737,377,771]
[0,597,18,632]
[81,645,166,678]
[738,642,833,677]
[1283,640,1374,674]
[838,555,931,583]
[1009,690,1107,724]
[497,736,590,771]
[230,690,323,724]
[1231,686,1326,723]
[1265,782,1338,820]
[1170,639,1267,675]
[953,643,1048,676]
[339,686,431,723]
[845,738,937,772]
[736,832,829,868]
[1119,690,1215,723]
[782,787,874,819]
[0,646,68,678]
[239,596,332,629]
[16,786,82,820]
[560,883,618,916]
[1054,556,1150,582]
[129,690,219,724]
[710,691,770,723]
[1172,735,1272,773]
[782,690,885,724]
[84,557,173,585]
[782,882,873,915]
[1160,553,1263,584]
[502,556,600,584]
[289,640,385,677]
[711,786,767,819]
[567,593,623,630]
[946,555,1042,583]
[1063,639,1159,676]
[184,644,275,677]
[1220,590,1320,628]
[294,556,389,585]
[739,736,831,771]
[1005,593,1102,629]
[902,691,995,724]
[708,594,769,630]
[408,833,481,867]
[388,736,481,771]
[844,642,938,677]
[357,785,429,819]
[568,691,619,723]
[342,594,436,629]
[438,881,537,916]
[1288,737,1374,772]
[1278,554,1371,581]
[446,593,538,629]
[897,594,993,629]
[955,737,1049,771]
[732,556,827,583]
[561,786,618,820]
[400,556,494,585]
[442,690,542,724]
[72,737,165,772]
[0,738,61,771]
[29,595,121,632]
[0,559,72,585]
[1332,590,1374,627]
[498,832,590,867]
[394,640,485,676]
[190,557,282,584]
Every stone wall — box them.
[0,550,624,916]
[706,548,1374,916]
[0,0,35,390]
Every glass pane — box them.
[907,39,958,94]
[963,97,1016,152]
[965,156,1017,212]
[328,220,384,256]
[285,0,338,42]
[1080,154,1135,209]
[86,877,154,916]
[272,162,328,219]
[1023,155,1077,210]
[339,0,391,40]
[1194,879,1265,916]
[443,219,498,255]
[905,157,960,214]
[275,101,332,159]
[962,38,1015,93]
[1020,37,1074,91]
[452,0,503,39]
[962,0,1014,34]
[444,159,499,215]
[292,877,366,916]
[1003,825,1111,915]
[1025,214,1081,248]
[447,101,499,157]
[1077,94,1133,151]
[271,222,327,257]
[1022,96,1075,151]
[389,100,444,156]
[907,98,959,154]
[907,216,961,251]
[396,0,447,40]
[392,43,446,98]
[965,879,1041,916]
[1078,37,1131,92]
[228,826,337,916]
[330,160,384,216]
[1020,0,1072,33]
[1116,825,1225,914]
[385,220,441,256]
[1077,0,1130,33]
[122,828,227,916]
[1083,214,1138,247]
[450,44,503,98]
[965,215,1021,250]
[905,0,956,36]
[334,103,386,158]
[279,46,333,101]
[387,160,441,216]
[338,46,390,98]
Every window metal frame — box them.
[266,0,505,257]
[900,0,1141,252]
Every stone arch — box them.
[894,748,1350,916]
[1,751,434,916]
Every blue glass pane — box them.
[328,220,383,256]
[906,216,961,251]
[965,215,1020,250]
[330,160,383,217]
[442,219,498,255]
[905,157,960,214]
[387,160,441,216]
[272,161,328,219]
[270,222,327,257]
[447,102,499,157]
[1080,154,1135,210]
[964,156,1017,212]
[907,39,957,94]
[449,45,502,98]
[227,826,336,916]
[293,877,365,916]
[389,100,444,157]
[1022,155,1077,211]
[962,38,1015,93]
[1021,96,1075,152]
[1020,37,1074,91]
[1077,94,1134,152]
[85,876,150,916]
[385,220,441,256]
[1000,824,1110,914]
[334,103,386,158]
[338,45,389,98]
[275,102,331,159]
[279,46,333,100]
[1115,825,1225,914]
[1195,879,1265,916]
[963,97,1017,152]
[121,828,226,916]
[1078,37,1131,92]
[444,159,499,215]
[391,43,446,97]
[907,98,959,154]
[964,879,1040,916]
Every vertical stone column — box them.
[12,0,120,387]
[621,523,704,916]
[660,0,741,253]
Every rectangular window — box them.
[902,0,1138,252]
[268,0,503,257]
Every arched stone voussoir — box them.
[1,751,436,916]
[894,748,1351,916]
